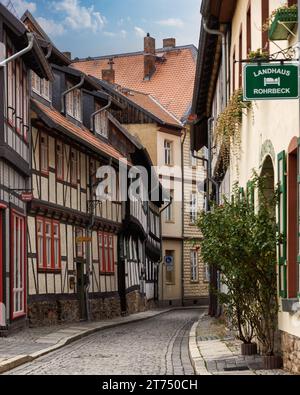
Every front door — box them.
[76,262,87,320]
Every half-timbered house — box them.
[0,4,52,332]
[20,12,163,325]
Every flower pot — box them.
[269,9,298,40]
[263,355,283,370]
[241,343,258,356]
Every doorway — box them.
[76,261,87,320]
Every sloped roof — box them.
[72,45,197,122]
[32,100,127,163]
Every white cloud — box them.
[9,0,36,15]
[103,31,116,37]
[134,26,146,38]
[120,29,127,39]
[53,0,106,33]
[36,16,65,37]
[156,18,184,28]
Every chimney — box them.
[63,51,72,60]
[163,38,176,49]
[144,33,156,80]
[102,58,115,84]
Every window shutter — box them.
[278,151,287,298]
[297,140,300,297]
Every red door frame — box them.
[10,210,27,320]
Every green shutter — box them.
[247,181,255,208]
[297,140,300,297]
[278,151,287,298]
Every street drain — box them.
[224,366,250,371]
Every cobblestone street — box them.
[4,309,201,375]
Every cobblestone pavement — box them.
[5,309,201,375]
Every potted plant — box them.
[263,4,298,41]
[248,49,269,63]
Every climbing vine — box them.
[214,88,251,168]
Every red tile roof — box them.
[119,89,182,127]
[32,100,127,163]
[72,46,197,122]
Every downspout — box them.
[90,97,112,132]
[0,33,34,67]
[61,74,85,114]
[181,128,187,306]
[203,21,227,107]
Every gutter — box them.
[181,128,187,307]
[0,33,34,67]
[90,97,112,132]
[61,74,85,114]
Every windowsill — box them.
[32,89,51,103]
[100,272,115,276]
[165,282,175,286]
[165,220,175,224]
[190,280,199,284]
[41,171,49,177]
[12,312,26,320]
[66,112,82,123]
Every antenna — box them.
[1,1,19,18]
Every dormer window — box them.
[94,103,108,138]
[32,71,50,101]
[66,83,82,121]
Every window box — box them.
[281,298,300,313]
[269,8,298,41]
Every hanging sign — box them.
[21,192,33,202]
[244,63,299,101]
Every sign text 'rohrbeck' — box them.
[244,63,299,101]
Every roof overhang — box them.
[191,0,237,151]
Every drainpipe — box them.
[203,21,227,107]
[61,74,85,114]
[181,128,187,307]
[0,33,34,67]
[90,97,112,132]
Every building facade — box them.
[192,0,300,374]
[73,34,209,307]
[0,4,52,332]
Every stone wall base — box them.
[281,331,300,374]
[126,290,147,315]
[28,294,121,327]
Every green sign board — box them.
[244,63,299,101]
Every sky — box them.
[3,0,201,58]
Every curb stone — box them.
[1,306,206,374]
[189,314,212,376]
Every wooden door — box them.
[76,262,87,320]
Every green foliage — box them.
[248,49,269,62]
[262,3,298,32]
[215,89,252,168]
[198,173,279,355]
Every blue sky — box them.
[7,0,201,58]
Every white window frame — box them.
[164,140,173,166]
[190,193,198,224]
[94,103,109,138]
[66,82,82,121]
[191,250,198,282]
[32,71,50,101]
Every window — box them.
[40,133,49,174]
[70,148,78,185]
[11,212,26,319]
[261,0,269,53]
[37,217,61,271]
[31,71,50,100]
[190,193,198,224]
[191,250,198,282]
[75,228,84,258]
[165,190,174,222]
[246,3,252,54]
[98,232,115,273]
[165,250,175,284]
[164,140,173,165]
[66,83,82,121]
[94,104,109,138]
[239,28,243,88]
[190,150,197,167]
[56,141,64,181]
